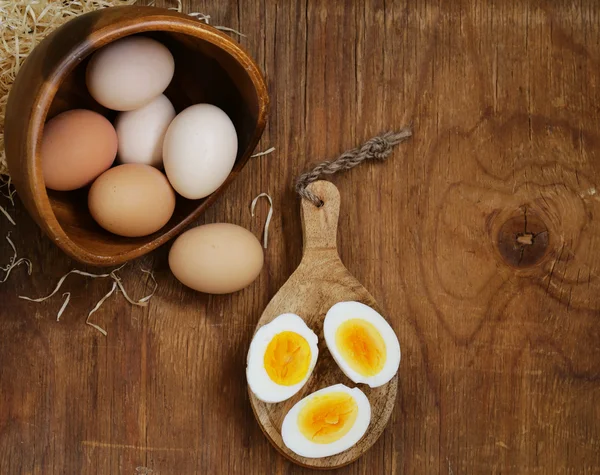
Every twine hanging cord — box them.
[295,128,413,207]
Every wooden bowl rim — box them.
[24,8,269,266]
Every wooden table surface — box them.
[2,1,600,473]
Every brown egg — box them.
[169,223,264,294]
[41,109,117,191]
[88,164,175,237]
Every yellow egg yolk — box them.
[298,392,359,444]
[335,319,387,376]
[264,331,311,386]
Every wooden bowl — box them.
[4,6,269,266]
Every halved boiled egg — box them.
[282,384,371,458]
[324,301,400,388]
[247,313,318,403]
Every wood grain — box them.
[2,0,600,474]
[249,181,397,469]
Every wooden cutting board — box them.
[248,181,398,469]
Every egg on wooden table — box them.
[86,36,175,111]
[115,94,176,168]
[163,104,238,199]
[88,164,176,237]
[324,301,401,388]
[246,313,319,403]
[41,109,117,191]
[168,223,263,294]
[282,384,371,458]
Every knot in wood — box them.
[497,209,549,268]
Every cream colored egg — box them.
[169,223,263,294]
[163,104,238,199]
[88,164,175,237]
[86,37,175,111]
[115,94,175,168]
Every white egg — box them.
[324,301,400,388]
[86,37,175,111]
[115,94,176,168]
[162,104,238,199]
[282,384,371,458]
[247,314,318,403]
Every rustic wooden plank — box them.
[1,0,600,474]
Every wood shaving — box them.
[170,0,246,38]
[56,292,70,321]
[188,12,210,22]
[0,0,137,177]
[0,203,14,225]
[251,193,273,249]
[1,232,32,282]
[110,267,157,306]
[0,175,15,224]
[19,266,123,303]
[19,264,158,335]
[251,147,276,158]
[85,281,117,336]
[0,175,15,205]
[138,269,158,303]
[211,26,246,38]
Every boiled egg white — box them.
[247,314,318,403]
[324,301,400,388]
[282,384,371,458]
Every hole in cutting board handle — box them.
[301,181,341,251]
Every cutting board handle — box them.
[300,180,341,251]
